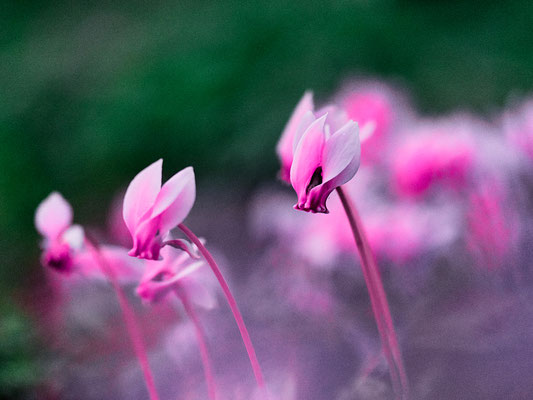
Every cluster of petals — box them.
[123,159,195,260]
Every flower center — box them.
[307,167,323,193]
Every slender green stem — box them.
[336,187,409,400]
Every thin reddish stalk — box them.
[336,187,409,400]
[178,223,266,391]
[84,239,159,400]
[175,289,217,400]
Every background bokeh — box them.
[2,1,533,397]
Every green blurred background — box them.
[1,0,533,395]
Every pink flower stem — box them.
[84,238,159,400]
[178,223,266,392]
[336,187,409,400]
[175,288,217,400]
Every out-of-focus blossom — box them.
[466,182,517,270]
[137,246,216,309]
[123,159,196,260]
[35,192,84,274]
[296,194,454,267]
[73,245,144,282]
[503,99,533,161]
[290,113,361,213]
[391,124,475,197]
[342,89,393,165]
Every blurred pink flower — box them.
[137,246,216,308]
[343,89,393,164]
[35,192,84,274]
[391,126,475,197]
[503,99,533,161]
[123,159,196,260]
[73,245,144,282]
[290,113,361,213]
[466,182,516,270]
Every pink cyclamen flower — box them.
[123,159,195,260]
[290,112,361,213]
[35,192,84,274]
[136,246,216,308]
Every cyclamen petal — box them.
[35,192,73,240]
[123,159,162,237]
[124,161,196,260]
[290,115,327,201]
[292,111,319,155]
[322,121,360,183]
[62,225,85,250]
[151,167,196,235]
[276,92,314,182]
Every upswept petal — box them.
[61,225,85,250]
[315,105,349,135]
[276,92,314,163]
[292,111,318,155]
[322,121,361,183]
[35,192,73,240]
[123,159,162,236]
[151,166,196,235]
[290,115,327,197]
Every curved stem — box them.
[178,223,266,391]
[175,289,217,400]
[84,239,159,400]
[336,187,409,400]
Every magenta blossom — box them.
[466,182,516,270]
[35,192,84,274]
[137,246,216,308]
[290,112,361,213]
[342,89,393,165]
[503,99,533,161]
[123,159,196,260]
[391,127,475,197]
